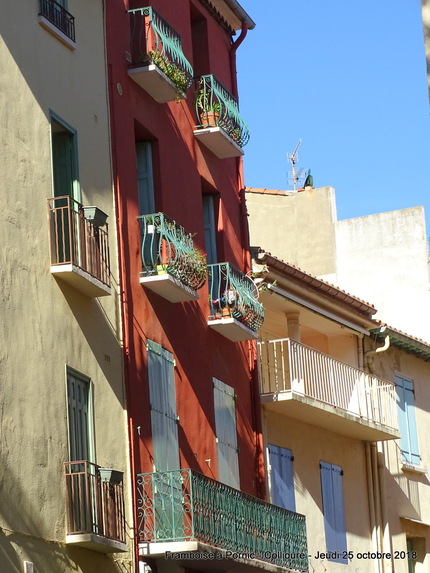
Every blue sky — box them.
[237,0,430,233]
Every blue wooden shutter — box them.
[147,340,179,472]
[136,142,155,215]
[320,461,347,562]
[268,444,296,511]
[213,378,240,489]
[395,376,420,465]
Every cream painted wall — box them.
[246,187,338,275]
[264,410,373,573]
[248,187,430,342]
[0,1,131,572]
[372,346,430,573]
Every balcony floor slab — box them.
[140,273,199,302]
[208,317,258,341]
[51,264,111,297]
[194,127,244,159]
[261,390,400,441]
[128,64,184,103]
[66,533,127,553]
[139,541,305,573]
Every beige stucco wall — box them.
[334,207,430,342]
[246,187,338,275]
[263,411,373,573]
[0,1,132,572]
[372,346,430,573]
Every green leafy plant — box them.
[149,50,189,99]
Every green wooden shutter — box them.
[147,340,179,472]
[213,378,239,489]
[67,369,93,463]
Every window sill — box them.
[38,15,76,50]
[401,461,427,475]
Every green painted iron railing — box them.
[129,7,193,95]
[137,469,308,571]
[138,213,206,291]
[195,75,250,147]
[208,263,264,332]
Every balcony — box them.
[38,0,76,49]
[138,213,206,302]
[64,461,127,553]
[128,7,193,103]
[258,338,400,441]
[48,196,111,297]
[194,75,250,158]
[137,469,308,573]
[208,263,264,341]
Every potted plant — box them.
[148,50,189,100]
[196,90,221,126]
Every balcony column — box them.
[286,313,301,341]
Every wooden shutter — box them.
[147,340,179,472]
[67,369,93,463]
[268,444,296,511]
[320,461,347,562]
[203,195,217,264]
[213,378,239,489]
[395,376,420,465]
[136,142,155,215]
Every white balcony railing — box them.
[258,338,398,432]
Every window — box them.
[147,340,179,471]
[51,115,80,202]
[213,378,239,489]
[320,461,347,562]
[136,142,155,215]
[267,444,295,512]
[395,376,420,465]
[39,0,76,46]
[66,367,94,463]
[202,194,218,264]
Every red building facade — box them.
[105,2,284,570]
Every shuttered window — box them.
[203,195,218,264]
[395,376,420,465]
[66,368,94,463]
[136,142,155,216]
[147,340,179,472]
[320,461,347,562]
[213,378,239,489]
[268,444,295,512]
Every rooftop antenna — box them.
[287,139,305,192]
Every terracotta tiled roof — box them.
[255,251,377,316]
[245,187,293,196]
[371,323,430,358]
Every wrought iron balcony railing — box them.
[195,75,250,148]
[39,0,75,42]
[138,213,206,292]
[48,196,110,288]
[208,263,264,332]
[137,469,308,572]
[129,7,193,96]
[65,461,126,545]
[258,338,399,432]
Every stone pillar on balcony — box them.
[286,313,301,341]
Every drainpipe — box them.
[229,22,248,100]
[365,442,379,573]
[371,443,384,572]
[365,326,390,374]
[377,443,394,572]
